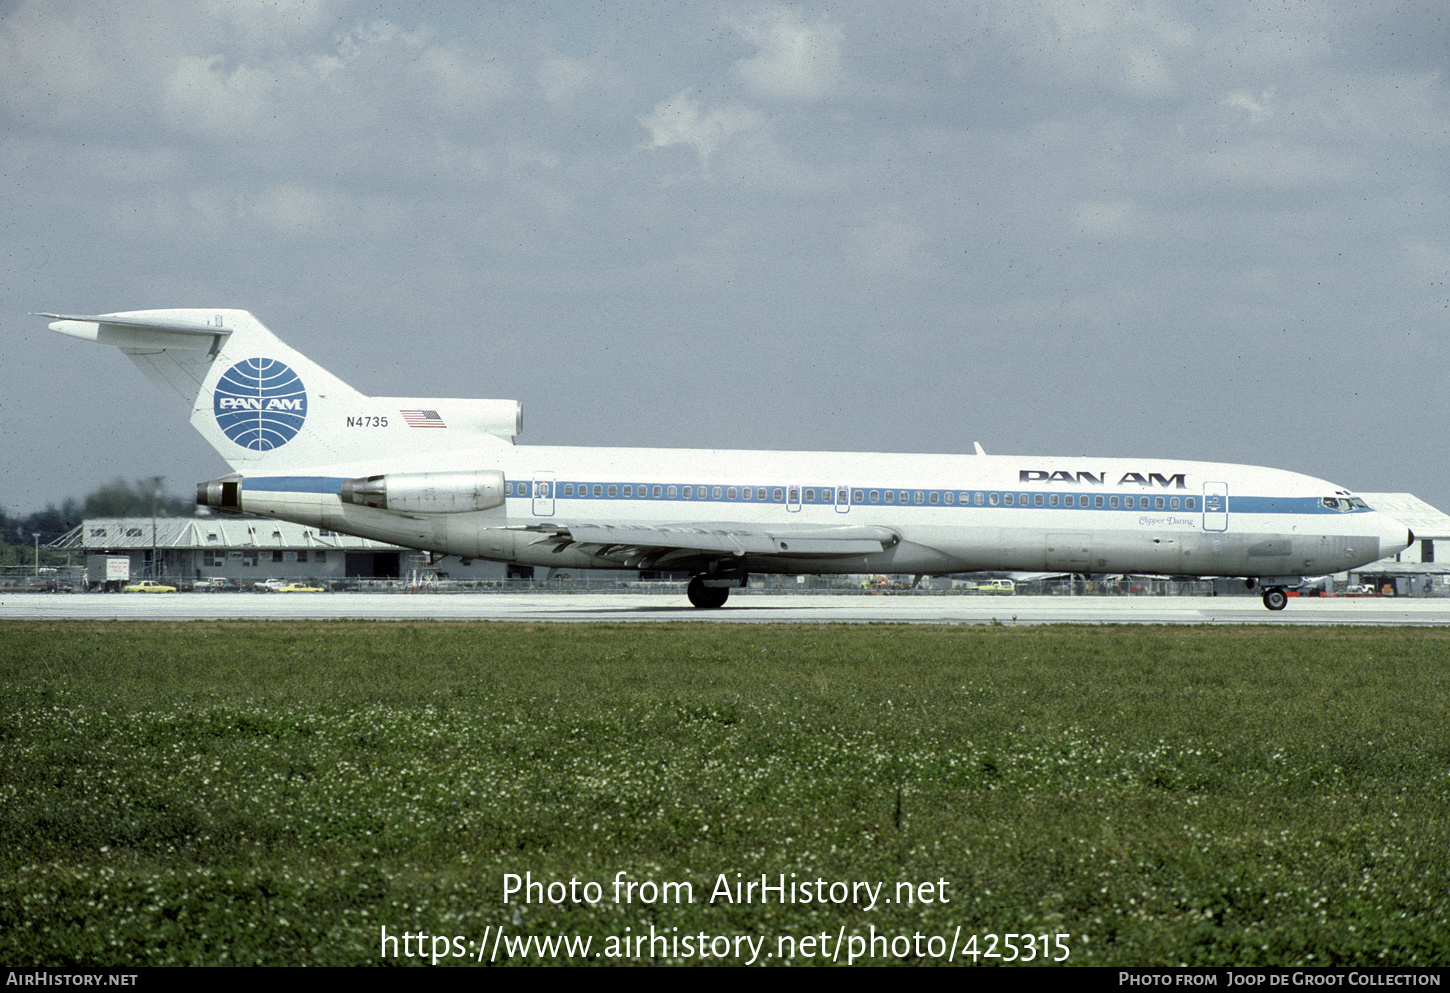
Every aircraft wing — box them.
[519,522,899,569]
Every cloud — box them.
[538,54,596,108]
[1001,0,1193,98]
[846,205,926,278]
[638,90,764,163]
[201,0,348,44]
[730,8,844,101]
[1221,89,1274,122]
[1404,240,1450,281]
[1072,200,1140,239]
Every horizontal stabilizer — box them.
[41,312,232,340]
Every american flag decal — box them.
[400,409,447,428]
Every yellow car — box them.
[275,583,325,593]
[122,580,177,593]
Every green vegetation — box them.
[1,477,196,563]
[1,622,1447,966]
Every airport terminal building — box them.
[1352,493,1450,594]
[52,515,506,585]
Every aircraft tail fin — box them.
[45,309,519,474]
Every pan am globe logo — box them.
[213,358,308,450]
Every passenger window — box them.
[623,485,632,497]
[914,491,924,504]
[593,484,603,497]
[539,482,550,497]
[667,486,677,498]
[652,485,662,498]
[929,491,939,504]
[885,491,895,503]
[1049,494,1059,507]
[943,492,953,504]
[1155,496,1165,510]
[773,488,784,501]
[973,492,982,506]
[1169,497,1180,510]
[1034,494,1044,507]
[712,486,722,499]
[607,485,617,497]
[1185,497,1196,510]
[869,490,880,503]
[1109,496,1119,508]
[991,493,1001,506]
[727,487,737,500]
[853,490,864,503]
[1094,495,1104,508]
[1123,495,1134,508]
[1004,493,1014,506]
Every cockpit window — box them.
[1322,497,1341,510]
[1322,496,1368,512]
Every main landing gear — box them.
[1246,577,1288,611]
[687,576,730,609]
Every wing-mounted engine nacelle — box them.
[340,470,506,514]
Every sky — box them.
[3,1,1448,515]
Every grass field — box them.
[1,621,1447,966]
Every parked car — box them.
[122,580,177,593]
[193,578,244,593]
[275,582,325,593]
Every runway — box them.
[5,592,1450,625]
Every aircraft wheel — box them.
[1262,588,1287,611]
[687,577,729,609]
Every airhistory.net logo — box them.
[213,358,308,450]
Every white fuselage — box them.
[234,446,1411,580]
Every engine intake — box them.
[197,475,242,511]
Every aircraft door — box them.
[532,472,555,517]
[1202,482,1228,532]
[835,485,851,514]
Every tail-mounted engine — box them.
[340,470,506,514]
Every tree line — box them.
[1,478,195,566]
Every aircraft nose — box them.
[1379,516,1414,557]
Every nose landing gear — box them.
[1261,587,1287,611]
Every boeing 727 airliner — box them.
[43,309,1413,609]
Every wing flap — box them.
[525,522,897,563]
